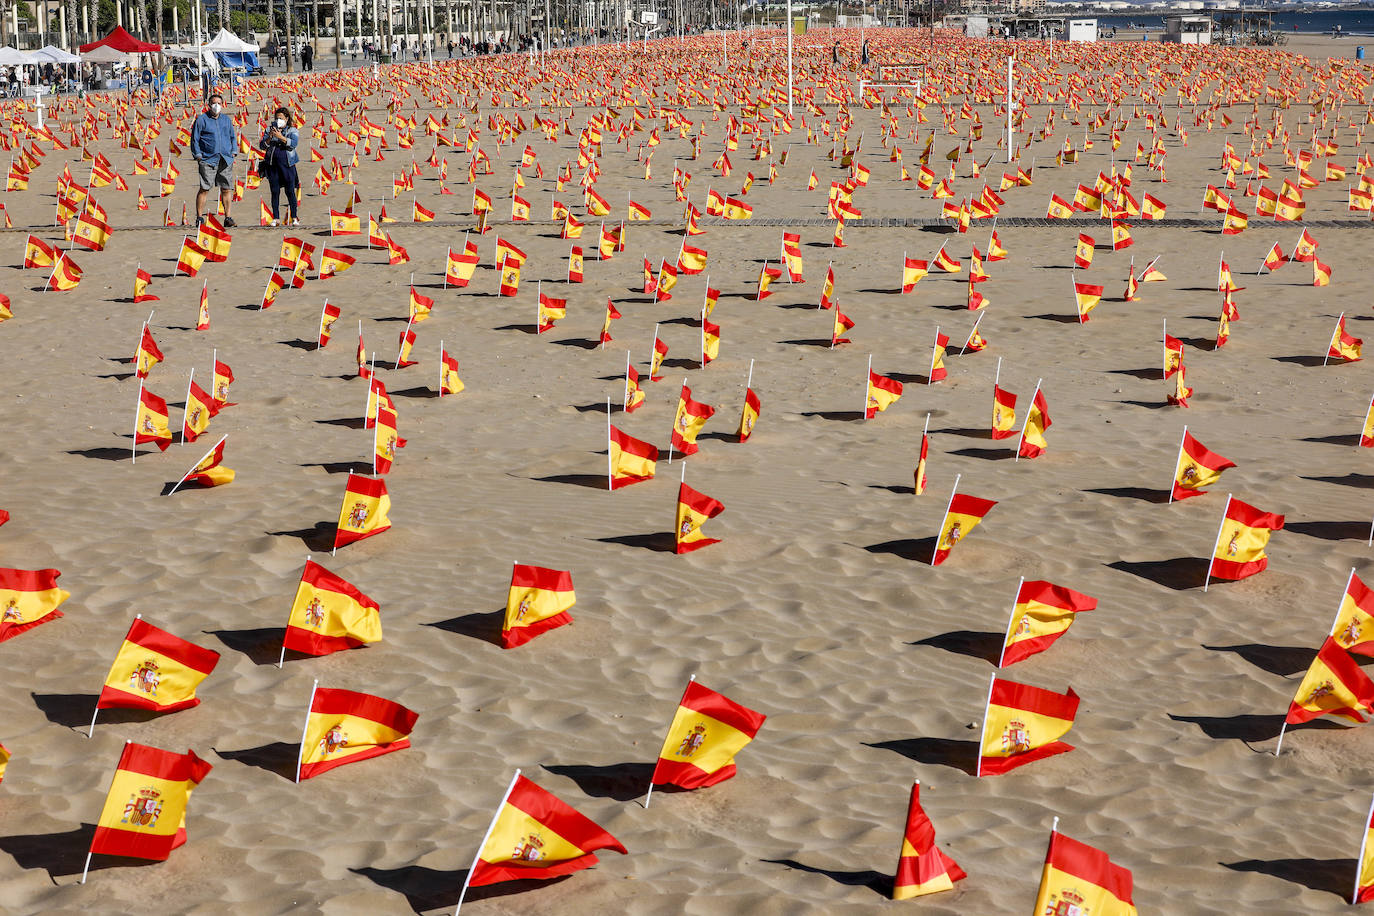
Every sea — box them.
[1088,8,1374,36]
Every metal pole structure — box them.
[786,0,792,113]
[1005,52,1013,164]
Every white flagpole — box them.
[996,577,1025,668]
[994,356,1003,391]
[1162,319,1169,377]
[974,671,996,777]
[1325,312,1345,368]
[745,358,754,393]
[643,674,696,809]
[667,379,686,465]
[700,304,706,368]
[454,769,524,916]
[649,323,660,380]
[169,434,228,497]
[181,368,195,444]
[1353,791,1374,903]
[438,341,445,398]
[928,326,941,385]
[1168,426,1188,504]
[961,313,984,355]
[932,473,961,568]
[295,679,320,784]
[397,314,415,368]
[81,740,132,883]
[606,398,613,491]
[131,380,144,465]
[1013,379,1042,462]
[864,354,872,420]
[1203,494,1234,593]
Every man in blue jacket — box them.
[190,92,237,227]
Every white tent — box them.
[80,45,130,64]
[203,29,257,52]
[0,47,34,66]
[32,45,79,64]
[164,46,219,70]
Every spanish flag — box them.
[932,244,961,273]
[297,687,418,780]
[503,564,575,648]
[992,385,1018,439]
[182,378,218,442]
[1209,496,1284,583]
[600,299,622,344]
[177,434,234,489]
[610,425,657,489]
[738,388,761,443]
[624,363,646,412]
[334,473,392,550]
[1046,193,1074,219]
[1286,637,1374,725]
[211,359,235,408]
[319,248,357,279]
[832,310,855,346]
[440,348,464,397]
[98,617,220,713]
[446,243,480,287]
[1164,332,1183,378]
[0,743,8,783]
[1355,795,1374,903]
[24,233,55,268]
[537,291,567,334]
[195,284,210,331]
[412,200,436,222]
[650,679,766,790]
[676,483,725,554]
[1172,430,1234,501]
[318,302,341,348]
[88,743,211,864]
[929,331,950,383]
[196,217,232,261]
[285,560,383,656]
[1362,393,1374,448]
[176,238,208,277]
[135,387,173,451]
[1329,313,1362,362]
[1073,233,1095,268]
[915,429,929,495]
[999,580,1097,667]
[1262,242,1288,273]
[1331,571,1374,656]
[465,773,626,890]
[327,210,359,234]
[1073,281,1103,323]
[892,782,966,899]
[585,188,611,216]
[934,490,997,566]
[0,568,69,642]
[45,251,83,291]
[722,196,753,220]
[1033,829,1137,916]
[671,384,715,457]
[1294,228,1319,262]
[373,406,402,474]
[650,336,669,380]
[0,293,10,322]
[73,210,112,251]
[511,194,531,221]
[978,676,1079,776]
[1017,387,1051,459]
[628,199,651,221]
[866,369,903,419]
[702,318,721,364]
[135,325,163,378]
[499,257,522,297]
[902,256,928,292]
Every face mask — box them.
[276,118,286,128]
[210,103,222,115]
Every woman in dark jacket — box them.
[258,106,300,226]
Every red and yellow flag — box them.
[1074,281,1103,322]
[89,742,212,862]
[1033,830,1138,916]
[866,370,903,419]
[440,349,464,396]
[738,388,761,443]
[1209,497,1285,582]
[318,302,341,348]
[1073,233,1095,268]
[328,209,361,235]
[98,617,220,713]
[651,679,766,789]
[0,743,8,783]
[1018,388,1051,459]
[182,378,217,442]
[135,325,163,378]
[979,676,1079,776]
[1332,571,1374,656]
[992,385,1018,439]
[915,430,929,495]
[0,568,69,642]
[929,331,950,383]
[180,435,234,488]
[504,564,575,648]
[934,492,996,566]
[1287,637,1374,725]
[1172,431,1234,501]
[892,782,966,899]
[135,387,173,451]
[671,384,715,456]
[676,483,725,554]
[1000,580,1097,667]
[285,560,383,656]
[298,687,418,780]
[47,252,84,290]
[466,773,626,888]
[1330,314,1362,362]
[610,426,657,490]
[334,473,392,550]
[902,256,928,293]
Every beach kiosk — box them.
[1162,15,1212,44]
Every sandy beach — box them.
[3,28,1374,914]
